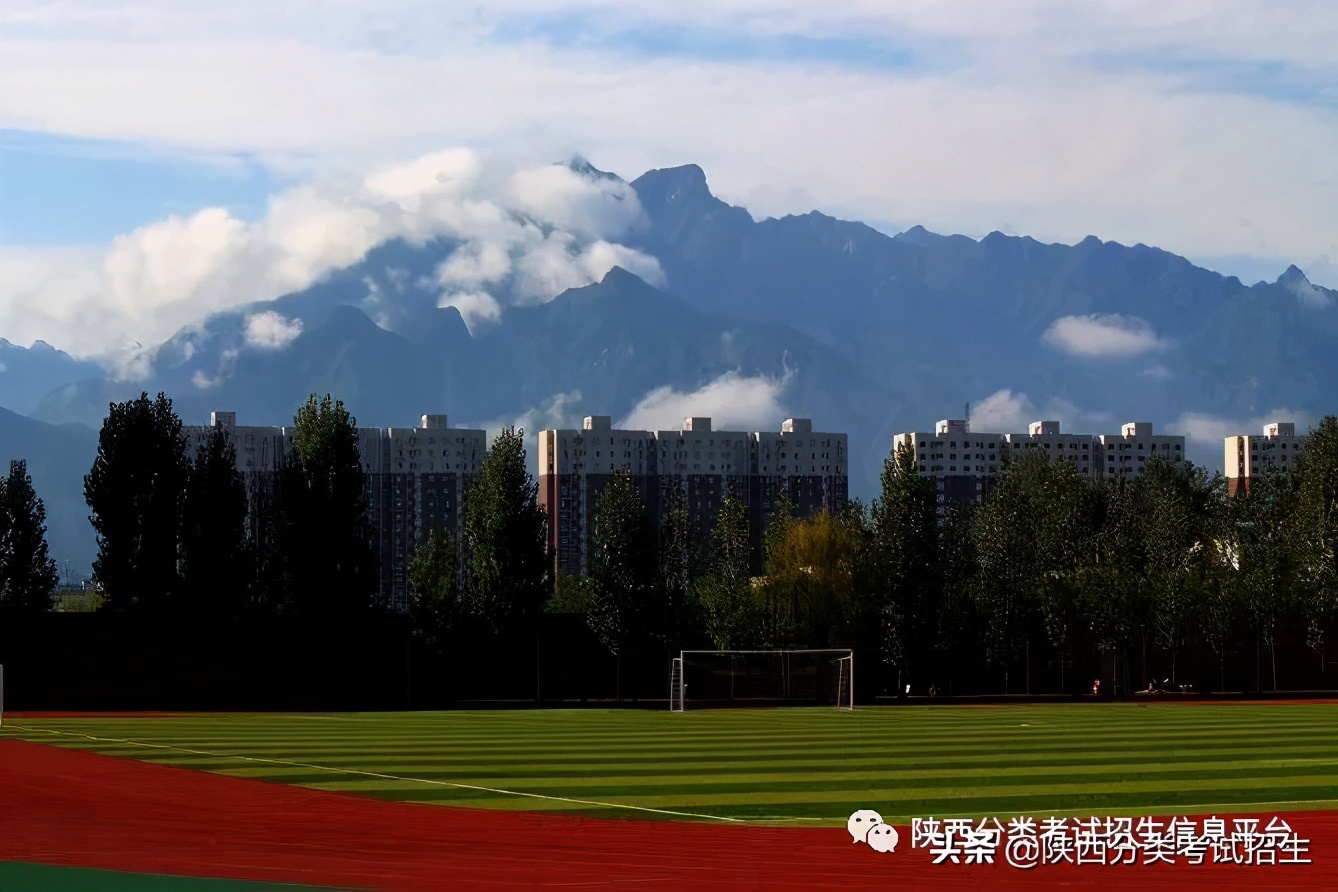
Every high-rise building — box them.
[1225,421,1306,495]
[538,416,848,578]
[538,416,658,578]
[894,418,1185,513]
[186,411,484,611]
[1095,422,1185,480]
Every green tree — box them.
[971,452,1094,691]
[1294,416,1338,651]
[546,574,590,614]
[0,460,60,611]
[1223,468,1300,691]
[657,481,700,646]
[280,394,375,616]
[1133,458,1222,684]
[408,526,461,651]
[763,511,863,647]
[178,427,248,617]
[694,494,754,650]
[461,426,550,633]
[868,442,940,678]
[585,471,658,654]
[585,471,658,698]
[84,392,188,610]
[756,490,798,647]
[244,470,286,612]
[1075,480,1144,690]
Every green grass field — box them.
[5,704,1337,824]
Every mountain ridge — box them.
[3,161,1335,575]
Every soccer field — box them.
[5,704,1337,824]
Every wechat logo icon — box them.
[848,809,899,853]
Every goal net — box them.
[670,649,853,711]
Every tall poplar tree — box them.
[179,427,248,617]
[0,460,60,611]
[84,392,188,610]
[281,394,374,615]
[460,426,549,633]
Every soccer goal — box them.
[669,649,854,711]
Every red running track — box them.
[1,738,1334,891]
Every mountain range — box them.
[3,160,1335,578]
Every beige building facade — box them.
[187,411,484,611]
[1225,422,1306,495]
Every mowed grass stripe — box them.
[32,723,1333,750]
[179,752,1338,782]
[7,704,1335,825]
[42,735,1337,770]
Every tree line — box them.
[4,388,1336,696]
[469,415,1336,696]
[67,391,551,634]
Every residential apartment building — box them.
[187,411,484,611]
[538,416,848,578]
[1096,422,1184,480]
[894,418,1185,513]
[1225,421,1306,495]
[538,416,659,577]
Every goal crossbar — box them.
[671,648,854,711]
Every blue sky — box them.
[0,132,281,245]
[1,0,1336,360]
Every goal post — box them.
[670,649,853,711]
[834,654,854,712]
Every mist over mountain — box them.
[0,339,104,416]
[4,159,1336,576]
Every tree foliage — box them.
[763,510,862,647]
[657,481,700,647]
[695,494,753,650]
[179,427,248,617]
[1294,415,1338,648]
[408,525,461,651]
[84,392,188,610]
[0,460,60,611]
[585,470,658,656]
[461,426,549,633]
[279,394,375,615]
[868,442,939,669]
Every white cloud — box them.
[1285,276,1335,310]
[1042,314,1172,358]
[243,311,303,349]
[504,163,646,240]
[967,388,1117,435]
[0,150,663,359]
[2,1,1335,289]
[1171,409,1316,450]
[968,389,1037,433]
[437,290,503,332]
[510,232,664,302]
[3,1,1336,370]
[619,371,790,431]
[465,390,584,454]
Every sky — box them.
[1,0,1337,361]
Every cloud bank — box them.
[967,388,1117,435]
[3,0,1335,291]
[0,151,663,359]
[1042,314,1172,358]
[1171,409,1317,450]
[619,370,791,431]
[243,311,303,349]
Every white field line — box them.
[9,724,744,823]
